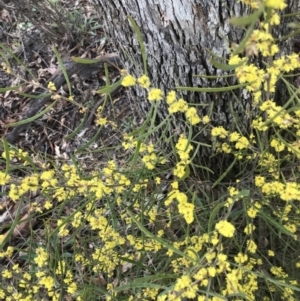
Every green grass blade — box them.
[230,4,264,57]
[7,100,58,127]
[75,125,102,154]
[127,15,147,75]
[0,85,23,92]
[230,6,264,26]
[0,199,23,250]
[53,47,72,95]
[0,44,37,80]
[176,83,247,92]
[210,58,246,71]
[97,79,122,94]
[2,138,10,175]
[71,57,108,64]
[193,73,235,79]
[208,201,225,233]
[212,156,238,188]
[17,92,51,99]
[65,112,88,140]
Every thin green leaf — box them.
[7,100,58,127]
[53,47,72,95]
[259,211,295,237]
[232,5,264,56]
[65,112,88,140]
[71,56,107,64]
[0,85,23,92]
[193,73,235,79]
[0,49,10,68]
[0,200,23,250]
[75,125,102,154]
[179,164,190,181]
[114,281,167,292]
[233,189,250,200]
[208,201,225,233]
[104,62,110,84]
[280,28,300,41]
[2,138,10,175]
[257,270,300,291]
[20,152,37,172]
[17,92,51,99]
[283,11,300,18]
[212,156,238,188]
[127,15,147,75]
[210,58,247,71]
[287,22,300,29]
[0,43,37,80]
[97,79,122,94]
[176,83,247,93]
[230,7,264,26]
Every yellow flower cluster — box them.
[255,175,300,202]
[264,0,287,10]
[247,30,279,57]
[166,185,195,224]
[137,74,151,88]
[241,0,287,11]
[215,220,236,237]
[166,91,201,125]
[175,135,193,162]
[148,88,164,101]
[211,126,228,138]
[174,275,198,299]
[260,100,295,129]
[121,74,136,87]
[47,81,57,91]
[229,57,265,92]
[1,61,12,74]
[8,174,39,201]
[0,171,10,185]
[121,73,202,125]
[212,127,251,157]
[141,142,166,170]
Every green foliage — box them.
[1,0,300,300]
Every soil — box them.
[0,0,144,163]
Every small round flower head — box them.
[137,75,151,88]
[122,74,136,87]
[148,88,164,101]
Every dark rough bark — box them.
[90,0,298,180]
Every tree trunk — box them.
[90,0,298,180]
